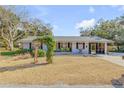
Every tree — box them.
[78,16,124,51]
[0,6,26,51]
[85,18,124,51]
[24,18,53,36]
[27,18,55,64]
[33,35,55,64]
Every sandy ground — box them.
[0,84,114,88]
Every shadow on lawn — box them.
[0,63,48,73]
[111,74,124,88]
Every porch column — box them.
[105,42,107,54]
[72,42,77,53]
[85,42,89,54]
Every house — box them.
[19,36,114,54]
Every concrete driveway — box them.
[98,55,124,67]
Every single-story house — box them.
[19,36,114,54]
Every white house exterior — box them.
[20,36,114,54]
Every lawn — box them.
[0,55,124,86]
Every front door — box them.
[89,43,105,54]
[96,43,105,54]
[90,43,96,54]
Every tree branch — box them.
[1,27,9,42]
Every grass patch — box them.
[0,55,124,85]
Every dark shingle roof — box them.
[19,36,114,43]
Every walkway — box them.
[98,55,124,67]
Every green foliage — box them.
[38,50,46,57]
[25,19,53,36]
[59,48,70,52]
[110,49,124,53]
[93,19,124,43]
[33,35,55,64]
[65,48,70,52]
[0,6,26,51]
[15,49,33,54]
[55,48,70,52]
[45,36,55,64]
[0,51,17,56]
[0,6,53,51]
[32,49,46,57]
[60,48,64,52]
[79,17,124,51]
[0,49,32,56]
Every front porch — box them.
[21,36,113,55]
[89,42,108,54]
[55,42,108,54]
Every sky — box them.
[22,5,124,36]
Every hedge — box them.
[55,48,71,52]
[32,49,46,57]
[0,49,33,56]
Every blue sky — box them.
[23,5,124,36]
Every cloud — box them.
[89,7,95,13]
[75,18,96,30]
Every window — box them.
[60,43,63,48]
[76,42,78,49]
[29,43,32,49]
[58,42,60,49]
[83,43,85,49]
[68,42,70,48]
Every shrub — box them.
[32,49,46,57]
[54,49,61,52]
[60,48,65,52]
[0,49,33,56]
[21,49,32,54]
[54,48,71,52]
[109,49,124,53]
[65,48,70,52]
[59,48,70,52]
[0,51,16,56]
[14,49,22,54]
[15,49,33,54]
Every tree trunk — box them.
[117,45,120,52]
[9,41,14,51]
[34,47,38,64]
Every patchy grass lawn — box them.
[0,55,124,86]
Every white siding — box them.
[23,42,48,50]
[22,42,89,54]
[72,42,79,53]
[23,42,29,49]
[72,42,89,54]
[105,42,107,54]
[43,44,47,51]
[81,42,89,54]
